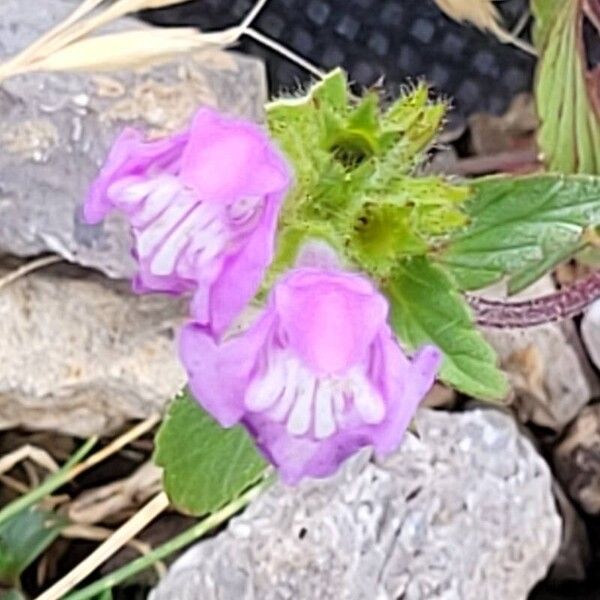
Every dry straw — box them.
[434,0,536,55]
[0,0,271,81]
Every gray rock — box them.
[581,299,600,371]
[0,259,186,436]
[484,323,596,431]
[554,404,600,515]
[151,408,561,600]
[0,0,267,278]
[481,278,597,431]
[548,482,590,582]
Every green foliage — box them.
[533,0,600,173]
[154,390,267,517]
[2,590,26,600]
[0,506,66,587]
[266,69,465,277]
[437,174,600,293]
[384,257,508,401]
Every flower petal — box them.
[371,339,442,457]
[275,270,388,375]
[179,310,275,427]
[83,128,188,224]
[202,193,282,336]
[180,108,290,202]
[245,413,371,485]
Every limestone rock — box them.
[554,404,600,515]
[0,0,267,278]
[548,482,590,582]
[484,322,596,431]
[581,299,600,371]
[151,408,561,600]
[0,259,186,436]
[480,278,597,431]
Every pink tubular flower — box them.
[179,254,441,484]
[83,107,291,336]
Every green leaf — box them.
[154,390,267,517]
[533,0,600,173]
[266,70,462,281]
[531,0,563,43]
[0,507,66,586]
[384,257,508,401]
[2,590,26,600]
[438,174,600,293]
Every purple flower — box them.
[83,107,291,336]
[179,251,441,484]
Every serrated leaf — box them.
[438,174,600,293]
[307,67,348,111]
[384,257,508,400]
[154,390,267,517]
[0,507,66,586]
[533,0,600,173]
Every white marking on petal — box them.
[108,176,155,205]
[136,193,195,258]
[130,178,182,227]
[287,375,316,436]
[149,209,195,275]
[245,359,286,412]
[193,221,227,266]
[351,375,386,424]
[268,358,301,422]
[246,351,386,440]
[314,382,336,440]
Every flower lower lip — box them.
[245,352,386,440]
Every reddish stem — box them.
[467,271,600,328]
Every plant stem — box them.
[0,437,97,527]
[62,478,272,600]
[468,271,600,328]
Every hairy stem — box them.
[467,271,600,328]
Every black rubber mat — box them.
[141,0,535,121]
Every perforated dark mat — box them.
[141,0,535,121]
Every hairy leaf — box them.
[384,257,508,401]
[154,390,267,516]
[267,71,464,280]
[437,174,600,293]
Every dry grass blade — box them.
[68,462,162,525]
[36,492,170,600]
[69,414,160,480]
[0,444,60,476]
[0,0,269,81]
[245,27,325,78]
[434,0,536,55]
[18,27,239,74]
[435,0,501,30]
[61,524,167,577]
[0,255,63,293]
